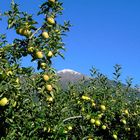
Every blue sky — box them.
[0,0,140,85]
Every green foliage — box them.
[0,0,140,140]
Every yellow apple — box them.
[0,97,8,106]
[81,107,85,112]
[113,134,118,140]
[23,29,31,37]
[121,119,126,125]
[27,47,34,53]
[90,118,95,124]
[36,51,43,59]
[101,125,107,130]
[17,28,31,37]
[67,126,72,130]
[124,109,129,115]
[47,97,53,102]
[16,28,23,35]
[91,102,96,107]
[43,74,49,81]
[95,120,101,126]
[63,130,68,134]
[40,63,47,70]
[125,127,130,131]
[55,29,61,34]
[100,105,106,111]
[47,17,55,24]
[47,51,53,57]
[81,95,90,100]
[42,32,49,39]
[45,84,53,91]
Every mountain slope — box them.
[56,69,140,96]
[57,69,88,88]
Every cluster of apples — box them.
[38,0,56,95]
[82,97,131,140]
[16,0,56,67]
[89,105,106,128]
[15,0,57,100]
[42,73,53,100]
[81,95,107,128]
[16,27,32,37]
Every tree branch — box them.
[63,116,82,123]
[29,27,42,39]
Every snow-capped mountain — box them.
[57,69,82,76]
[57,69,88,88]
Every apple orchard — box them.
[0,0,140,139]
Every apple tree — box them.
[0,0,71,139]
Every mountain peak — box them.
[57,69,87,88]
[57,69,81,75]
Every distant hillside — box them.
[57,69,140,96]
[57,69,89,88]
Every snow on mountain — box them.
[57,69,82,75]
[57,69,88,88]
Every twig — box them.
[54,115,82,140]
[63,116,82,123]
[29,27,42,39]
[82,136,90,140]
